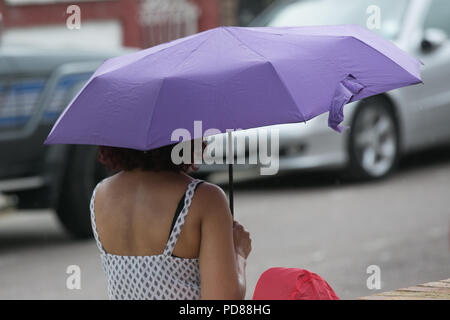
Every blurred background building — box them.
[0,0,276,50]
[0,0,215,49]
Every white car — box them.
[201,0,450,180]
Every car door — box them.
[414,0,450,144]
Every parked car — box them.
[0,43,132,238]
[200,0,450,180]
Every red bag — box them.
[252,267,339,300]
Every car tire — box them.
[56,146,110,239]
[347,97,400,180]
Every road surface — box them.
[0,148,449,299]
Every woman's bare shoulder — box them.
[194,181,232,221]
[93,174,115,197]
[195,181,228,205]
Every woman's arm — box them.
[234,252,247,299]
[197,184,250,300]
[233,221,251,299]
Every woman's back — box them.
[93,170,202,259]
[91,170,206,299]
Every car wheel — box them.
[56,146,111,239]
[348,97,400,180]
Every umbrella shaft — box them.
[227,130,234,216]
[228,163,234,216]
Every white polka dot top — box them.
[90,179,203,300]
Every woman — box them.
[90,143,252,300]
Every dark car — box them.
[0,43,131,238]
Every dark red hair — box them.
[98,141,207,173]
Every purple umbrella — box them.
[44,25,422,214]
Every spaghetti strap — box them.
[90,179,107,254]
[163,179,203,256]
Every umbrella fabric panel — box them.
[46,75,164,149]
[224,27,421,120]
[249,25,422,80]
[46,31,214,149]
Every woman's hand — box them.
[233,221,252,259]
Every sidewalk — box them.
[359,279,450,300]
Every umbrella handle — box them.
[227,131,234,216]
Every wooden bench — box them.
[359,279,450,300]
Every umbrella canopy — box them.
[45,25,422,150]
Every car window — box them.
[253,0,409,40]
[423,0,450,36]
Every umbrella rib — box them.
[223,27,306,122]
[144,77,166,150]
[222,27,268,61]
[95,29,216,79]
[169,31,217,76]
[144,33,216,150]
[348,36,422,83]
[267,62,307,123]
